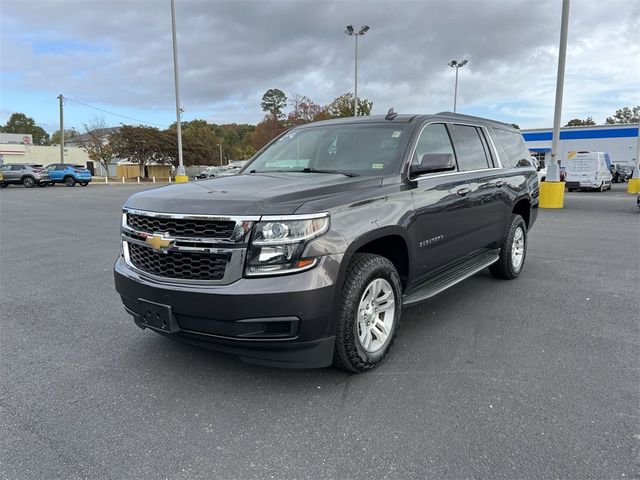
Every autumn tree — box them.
[606,106,640,124]
[325,93,373,118]
[565,117,596,127]
[251,115,288,151]
[260,89,287,119]
[110,125,169,177]
[287,94,324,126]
[0,113,50,144]
[164,121,219,166]
[74,118,115,176]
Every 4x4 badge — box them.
[144,233,175,252]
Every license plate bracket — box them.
[138,299,179,333]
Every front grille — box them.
[128,243,229,281]
[127,213,235,239]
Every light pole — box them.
[448,59,468,113]
[217,143,223,166]
[170,0,187,182]
[344,25,370,117]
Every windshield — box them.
[247,124,408,176]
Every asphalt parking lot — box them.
[1,183,638,479]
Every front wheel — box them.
[333,253,402,372]
[490,214,527,280]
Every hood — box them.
[124,172,383,216]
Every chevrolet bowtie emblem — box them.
[145,233,174,252]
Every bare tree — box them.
[76,117,115,176]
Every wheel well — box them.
[21,175,35,182]
[513,199,531,227]
[355,235,409,290]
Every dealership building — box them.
[522,123,639,168]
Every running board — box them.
[403,251,500,306]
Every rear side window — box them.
[450,125,490,171]
[492,128,531,168]
[10,165,23,171]
[55,165,67,170]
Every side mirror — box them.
[411,153,456,175]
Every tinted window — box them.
[10,165,24,171]
[0,165,10,172]
[492,128,531,167]
[451,125,490,171]
[55,165,67,170]
[412,123,456,167]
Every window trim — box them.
[406,121,502,181]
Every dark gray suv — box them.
[0,164,51,188]
[114,112,539,371]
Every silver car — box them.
[0,164,51,188]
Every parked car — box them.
[195,166,240,179]
[530,156,547,183]
[115,112,539,372]
[0,163,50,188]
[565,151,612,191]
[45,163,92,187]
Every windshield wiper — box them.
[302,168,359,177]
[249,168,359,177]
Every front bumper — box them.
[114,254,342,368]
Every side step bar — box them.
[403,250,500,307]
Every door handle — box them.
[495,180,505,187]
[456,187,471,197]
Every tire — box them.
[490,214,527,280]
[568,188,574,192]
[22,176,35,188]
[333,253,402,372]
[64,176,76,187]
[49,181,55,186]
[598,182,604,192]
[0,183,7,188]
[38,182,48,187]
[79,181,88,187]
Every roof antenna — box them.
[385,107,398,120]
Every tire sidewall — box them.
[342,257,402,368]
[505,216,527,277]
[22,176,35,188]
[65,176,76,187]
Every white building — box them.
[523,123,639,168]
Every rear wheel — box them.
[22,176,35,188]
[333,253,402,372]
[490,214,527,280]
[64,176,76,187]
[0,183,7,188]
[79,181,88,187]
[49,181,55,186]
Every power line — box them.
[64,97,170,128]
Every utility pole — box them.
[170,0,187,182]
[217,143,223,166]
[58,94,64,163]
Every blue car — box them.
[45,163,92,187]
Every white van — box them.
[565,151,612,192]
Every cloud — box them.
[1,0,638,129]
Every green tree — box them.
[0,113,50,144]
[49,128,79,145]
[74,118,115,176]
[606,106,640,124]
[565,117,596,127]
[164,122,219,166]
[110,125,168,177]
[260,89,287,119]
[325,93,373,118]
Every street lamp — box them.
[344,25,370,117]
[170,0,187,182]
[217,143,223,166]
[448,59,468,113]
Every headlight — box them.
[246,214,329,276]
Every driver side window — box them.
[413,123,456,167]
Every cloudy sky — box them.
[1,0,638,133]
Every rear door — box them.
[8,165,25,182]
[448,124,509,253]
